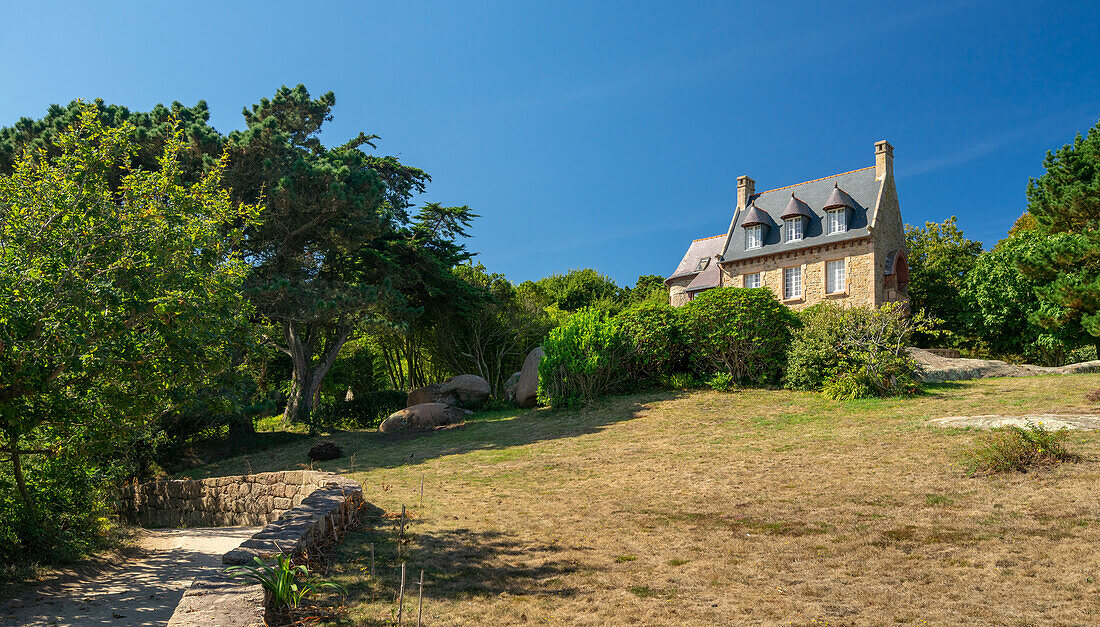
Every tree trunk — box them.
[280,320,354,434]
[7,431,35,514]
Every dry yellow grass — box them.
[193,375,1100,626]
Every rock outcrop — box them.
[515,347,544,408]
[910,347,1100,383]
[440,374,491,408]
[380,402,467,433]
[503,371,522,402]
[407,375,491,409]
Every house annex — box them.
[665,140,909,309]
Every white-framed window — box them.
[785,217,803,242]
[744,272,762,288]
[783,266,802,299]
[746,225,762,249]
[826,259,846,294]
[827,209,847,234]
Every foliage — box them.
[786,303,927,399]
[678,288,797,385]
[532,268,622,313]
[961,230,1087,365]
[430,263,550,396]
[226,554,346,610]
[705,372,736,392]
[538,308,629,408]
[964,421,1077,475]
[0,107,256,559]
[660,372,700,390]
[904,217,984,347]
[1018,118,1100,345]
[0,98,222,187]
[224,85,474,429]
[622,274,667,305]
[615,301,686,380]
[313,390,407,430]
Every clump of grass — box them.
[964,421,1078,475]
[1085,388,1100,403]
[705,372,737,392]
[615,554,637,562]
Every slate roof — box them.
[780,194,813,220]
[721,166,879,263]
[685,260,721,292]
[665,234,724,283]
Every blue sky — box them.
[2,1,1098,286]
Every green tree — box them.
[223,85,471,429]
[904,217,983,346]
[431,263,550,395]
[623,274,667,305]
[0,109,257,521]
[0,98,221,186]
[1018,119,1100,347]
[534,268,622,312]
[961,231,1087,364]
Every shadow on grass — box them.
[184,390,684,479]
[324,512,586,623]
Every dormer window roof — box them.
[823,182,857,210]
[780,193,813,220]
[740,203,769,227]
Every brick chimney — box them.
[736,175,755,211]
[875,140,894,181]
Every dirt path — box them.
[1,526,260,627]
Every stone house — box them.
[665,140,909,309]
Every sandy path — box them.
[1,526,260,627]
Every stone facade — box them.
[720,238,876,310]
[665,140,909,310]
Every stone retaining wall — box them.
[117,471,369,626]
[118,470,339,528]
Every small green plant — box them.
[661,372,700,390]
[964,421,1078,475]
[226,554,346,609]
[615,554,637,562]
[705,372,736,392]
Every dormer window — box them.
[695,257,710,272]
[784,217,803,242]
[746,225,763,249]
[827,209,847,234]
[780,194,811,244]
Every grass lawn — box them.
[188,375,1100,625]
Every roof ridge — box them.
[691,234,725,242]
[758,165,875,195]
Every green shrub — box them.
[661,372,700,390]
[314,390,407,430]
[964,421,1078,475]
[787,302,926,399]
[678,288,798,384]
[615,301,687,380]
[705,372,736,392]
[538,308,629,408]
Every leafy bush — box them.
[964,421,1078,475]
[678,288,798,384]
[538,308,629,408]
[615,301,687,380]
[227,554,346,609]
[314,390,407,430]
[661,372,700,390]
[787,302,926,399]
[705,372,736,392]
[0,451,115,567]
